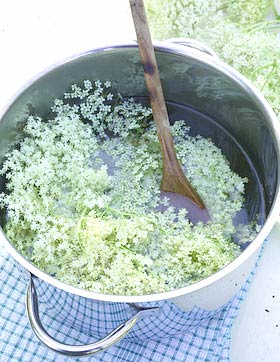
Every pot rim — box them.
[1,40,280,303]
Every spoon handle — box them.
[129,0,174,156]
[129,0,205,209]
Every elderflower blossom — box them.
[0,80,258,295]
[145,0,224,39]
[224,0,271,26]
[146,0,280,118]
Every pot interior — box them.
[0,44,278,252]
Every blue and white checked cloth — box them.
[0,243,263,362]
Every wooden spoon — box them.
[129,0,209,222]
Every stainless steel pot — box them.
[1,39,280,356]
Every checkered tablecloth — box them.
[0,243,264,362]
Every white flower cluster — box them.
[0,81,257,295]
[146,0,280,116]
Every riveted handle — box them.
[26,277,158,356]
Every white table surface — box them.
[1,1,280,361]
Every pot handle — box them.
[166,38,219,59]
[26,277,158,357]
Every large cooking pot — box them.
[1,39,280,356]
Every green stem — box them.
[102,206,136,218]
[120,245,138,255]
[272,1,280,20]
[260,62,277,91]
[245,19,280,33]
[75,207,90,246]
[250,62,276,76]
